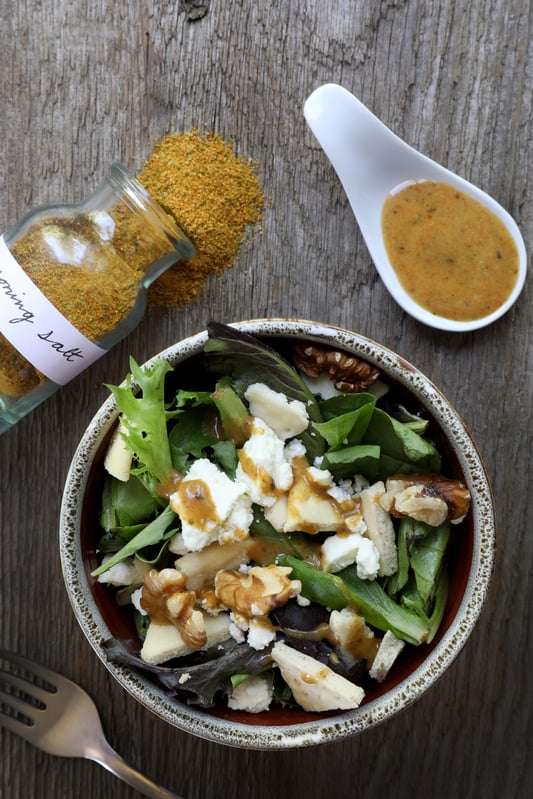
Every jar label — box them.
[0,235,106,385]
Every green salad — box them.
[94,323,470,714]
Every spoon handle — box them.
[304,83,426,211]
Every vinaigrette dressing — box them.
[382,180,519,321]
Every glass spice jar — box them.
[0,164,194,433]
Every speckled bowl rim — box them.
[60,318,495,750]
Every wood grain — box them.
[1,1,531,797]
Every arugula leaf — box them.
[426,571,449,643]
[91,505,177,577]
[175,388,214,408]
[278,554,430,645]
[384,517,413,597]
[107,357,174,484]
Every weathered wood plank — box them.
[1,1,531,797]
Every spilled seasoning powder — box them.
[138,131,265,307]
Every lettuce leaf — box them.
[106,357,174,484]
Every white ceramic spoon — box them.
[304,83,527,332]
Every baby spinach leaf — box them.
[100,473,162,533]
[204,322,325,460]
[250,508,318,562]
[410,521,451,607]
[385,402,430,434]
[312,401,375,449]
[318,392,376,420]
[211,440,238,476]
[361,407,441,478]
[168,405,217,470]
[320,444,381,481]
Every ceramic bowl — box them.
[60,319,495,749]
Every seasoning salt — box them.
[0,165,194,432]
[0,131,265,433]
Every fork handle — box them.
[88,741,184,799]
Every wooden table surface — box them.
[1,1,531,797]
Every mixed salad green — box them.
[94,323,470,714]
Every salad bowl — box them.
[60,319,495,749]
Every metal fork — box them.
[0,649,184,799]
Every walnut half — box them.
[141,568,207,649]
[379,474,471,526]
[214,564,301,617]
[292,343,380,392]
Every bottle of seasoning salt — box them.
[0,164,194,433]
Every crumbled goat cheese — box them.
[321,531,380,579]
[327,481,354,504]
[170,458,253,551]
[247,619,277,650]
[296,593,311,606]
[97,555,149,586]
[130,587,147,615]
[228,674,273,713]
[244,382,309,440]
[351,474,370,495]
[235,418,293,507]
[229,621,246,644]
[284,438,307,460]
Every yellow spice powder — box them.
[138,131,265,307]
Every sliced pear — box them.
[360,481,398,576]
[271,641,364,711]
[104,421,132,482]
[174,540,252,592]
[140,612,230,665]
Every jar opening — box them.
[108,164,194,258]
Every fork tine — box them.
[0,649,59,689]
[0,704,38,740]
[1,650,183,797]
[0,687,42,729]
[0,669,55,707]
